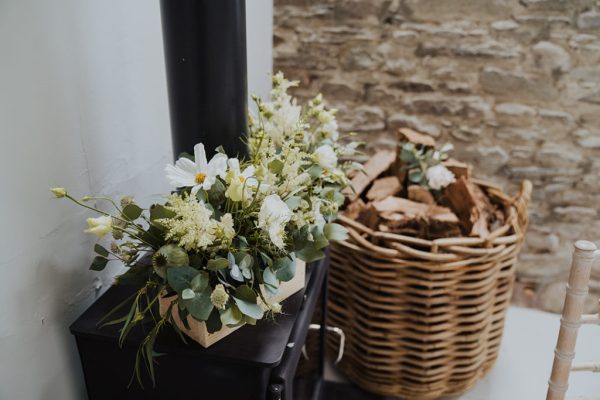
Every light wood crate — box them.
[159,260,306,348]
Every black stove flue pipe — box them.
[160,0,248,160]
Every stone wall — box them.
[273,0,600,313]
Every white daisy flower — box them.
[258,194,293,249]
[313,144,338,170]
[165,143,227,196]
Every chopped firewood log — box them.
[366,176,401,201]
[443,176,496,238]
[377,202,461,239]
[443,158,472,180]
[373,196,429,215]
[357,204,381,230]
[343,198,366,220]
[407,185,435,205]
[397,128,436,147]
[347,150,396,200]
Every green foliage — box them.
[90,256,109,271]
[268,159,284,174]
[324,223,348,241]
[166,266,198,293]
[220,305,243,326]
[399,141,453,188]
[273,256,296,282]
[94,243,109,257]
[122,204,143,221]
[207,257,229,271]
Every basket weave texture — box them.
[328,180,532,399]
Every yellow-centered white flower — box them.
[426,164,456,190]
[313,144,338,170]
[84,215,113,238]
[165,143,227,196]
[258,194,293,249]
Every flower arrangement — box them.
[51,72,358,384]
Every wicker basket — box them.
[328,180,532,399]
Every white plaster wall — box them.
[0,1,272,399]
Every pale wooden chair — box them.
[547,240,600,400]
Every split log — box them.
[373,196,461,239]
[397,128,436,147]
[343,198,366,220]
[366,176,402,201]
[357,204,381,230]
[443,176,496,238]
[443,158,472,180]
[407,185,435,205]
[373,196,429,215]
[347,150,396,200]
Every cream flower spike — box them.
[165,143,227,195]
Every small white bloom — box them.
[50,187,66,198]
[216,213,236,243]
[84,215,113,238]
[270,302,282,314]
[311,199,326,227]
[225,158,262,202]
[313,145,338,170]
[258,194,293,249]
[165,143,227,195]
[426,164,456,190]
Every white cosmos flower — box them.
[258,194,293,249]
[84,215,113,238]
[313,144,338,170]
[165,143,227,196]
[426,164,456,190]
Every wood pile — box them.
[344,128,505,240]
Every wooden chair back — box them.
[547,240,600,400]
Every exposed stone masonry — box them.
[274,0,600,313]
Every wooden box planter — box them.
[159,260,306,347]
[328,181,531,399]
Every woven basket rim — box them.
[337,180,532,261]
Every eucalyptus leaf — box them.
[263,267,279,295]
[311,225,329,250]
[207,257,229,271]
[94,244,109,257]
[284,196,302,210]
[272,256,294,272]
[230,264,244,282]
[276,259,296,282]
[408,169,423,183]
[122,204,143,221]
[295,242,326,263]
[90,256,109,271]
[233,297,264,320]
[183,287,213,321]
[324,223,348,242]
[167,266,199,293]
[205,308,223,333]
[308,165,324,178]
[190,271,208,291]
[220,305,243,326]
[234,285,258,303]
[181,288,195,300]
[259,251,273,268]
